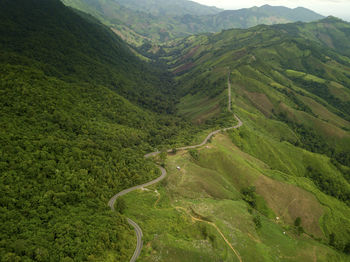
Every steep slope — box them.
[274,16,350,57]
[1,0,176,113]
[122,133,350,261]
[200,5,324,30]
[161,19,350,141]
[61,0,324,45]
[0,0,202,260]
[114,0,222,16]
[151,18,350,257]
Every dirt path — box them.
[175,207,243,262]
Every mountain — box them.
[61,0,324,45]
[160,18,350,155]
[2,0,350,261]
[144,18,350,259]
[201,4,324,29]
[255,4,323,22]
[114,0,222,16]
[274,16,350,57]
[1,0,181,113]
[0,0,202,260]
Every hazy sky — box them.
[192,0,350,21]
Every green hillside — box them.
[159,19,350,157]
[207,5,323,29]
[61,0,324,45]
[122,133,350,261]
[137,18,350,259]
[1,0,350,261]
[0,0,202,260]
[114,0,222,16]
[1,0,177,113]
[274,16,350,57]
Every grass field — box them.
[116,18,350,261]
[121,128,350,261]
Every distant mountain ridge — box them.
[114,0,222,16]
[208,5,324,29]
[61,0,325,45]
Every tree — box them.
[115,198,127,214]
[159,151,167,167]
[189,149,199,161]
[242,186,257,208]
[329,233,336,247]
[344,242,350,254]
[253,215,262,229]
[294,217,301,227]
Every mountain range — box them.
[1,0,350,261]
[62,0,324,44]
[114,0,222,16]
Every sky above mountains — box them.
[192,0,350,21]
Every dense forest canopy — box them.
[0,0,202,260]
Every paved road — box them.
[127,218,143,262]
[108,73,243,262]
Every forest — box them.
[1,0,350,261]
[0,0,203,260]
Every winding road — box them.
[108,74,243,262]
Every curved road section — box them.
[108,75,243,262]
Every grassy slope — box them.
[274,17,350,57]
[114,0,222,16]
[160,20,350,153]
[127,18,350,259]
[121,131,349,261]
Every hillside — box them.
[0,0,202,260]
[135,18,350,259]
[114,0,222,16]
[122,133,350,261]
[162,18,350,166]
[61,0,324,45]
[274,16,350,57]
[1,0,177,113]
[2,0,350,261]
[197,5,324,30]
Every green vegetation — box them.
[144,16,350,259]
[274,16,350,57]
[1,0,350,261]
[121,134,350,261]
[157,16,350,171]
[189,149,199,161]
[61,0,324,45]
[114,0,221,16]
[0,0,205,260]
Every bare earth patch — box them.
[255,175,324,238]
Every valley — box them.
[61,0,324,45]
[0,0,350,261]
[108,74,241,262]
